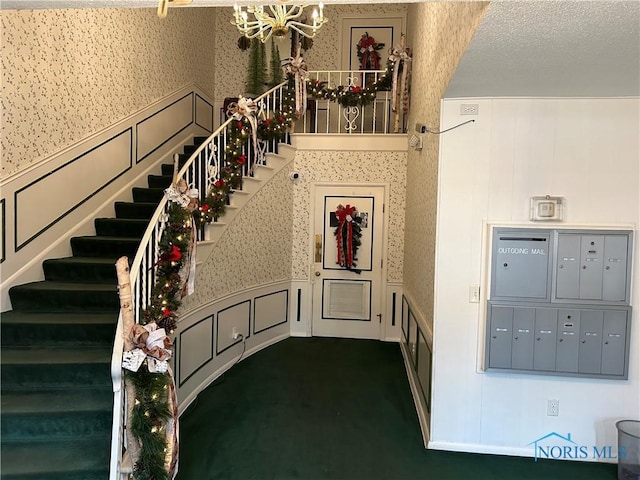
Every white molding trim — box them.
[402,288,434,348]
[427,440,614,463]
[291,134,408,152]
[400,341,430,448]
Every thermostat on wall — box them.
[530,195,563,221]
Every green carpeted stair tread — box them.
[2,388,112,414]
[0,311,116,326]
[8,281,119,312]
[95,217,149,237]
[43,256,120,283]
[1,404,112,442]
[1,345,112,365]
[70,235,140,258]
[147,174,173,189]
[114,201,158,220]
[132,186,165,204]
[0,311,116,347]
[161,163,178,176]
[1,346,112,391]
[0,438,110,478]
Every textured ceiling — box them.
[446,0,640,97]
[3,0,639,97]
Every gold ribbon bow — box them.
[283,45,308,116]
[388,34,412,115]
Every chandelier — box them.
[232,1,327,43]
[157,0,193,18]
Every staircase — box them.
[1,133,296,479]
[0,136,208,480]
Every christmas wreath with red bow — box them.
[334,204,362,272]
[356,32,385,71]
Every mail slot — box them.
[491,229,551,301]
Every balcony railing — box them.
[294,69,406,135]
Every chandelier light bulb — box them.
[232,1,327,43]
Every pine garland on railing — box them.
[306,61,394,107]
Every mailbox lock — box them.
[605,266,610,270]
[503,263,508,268]
[559,338,563,342]
[582,265,587,269]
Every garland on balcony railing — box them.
[306,61,394,107]
[126,36,413,479]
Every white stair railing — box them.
[108,81,289,480]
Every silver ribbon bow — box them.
[123,322,173,374]
[227,96,259,163]
[283,46,308,116]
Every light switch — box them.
[469,285,480,303]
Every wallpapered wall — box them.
[403,2,489,328]
[291,150,407,283]
[213,3,408,108]
[1,7,216,177]
[181,165,294,312]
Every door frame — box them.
[308,182,391,340]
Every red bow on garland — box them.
[335,204,362,272]
[357,32,384,71]
[157,245,182,265]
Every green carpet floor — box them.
[176,337,617,480]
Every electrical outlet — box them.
[460,104,479,115]
[232,327,241,340]
[547,399,559,416]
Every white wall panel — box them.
[178,316,213,386]
[136,94,192,161]
[254,289,288,334]
[433,97,640,459]
[15,130,131,249]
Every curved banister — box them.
[108,66,392,478]
[108,81,288,480]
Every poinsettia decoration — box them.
[356,32,385,70]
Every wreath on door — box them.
[334,204,362,272]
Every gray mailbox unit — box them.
[485,228,633,380]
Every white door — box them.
[311,184,386,339]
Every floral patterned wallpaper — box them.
[402,2,488,327]
[181,165,294,311]
[1,7,217,177]
[291,150,407,283]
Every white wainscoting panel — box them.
[290,279,312,337]
[136,94,193,161]
[254,289,289,334]
[176,281,291,411]
[15,129,132,250]
[195,94,214,133]
[217,300,251,354]
[178,315,214,386]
